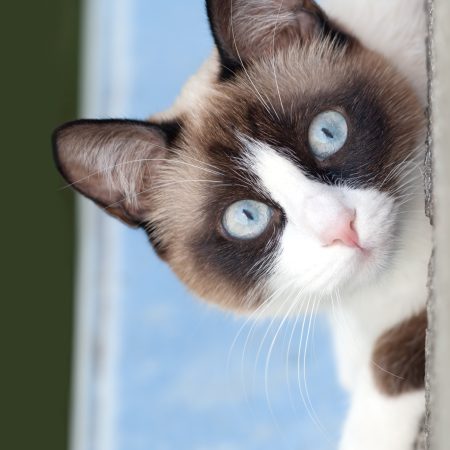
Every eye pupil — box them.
[322,127,334,139]
[243,209,254,220]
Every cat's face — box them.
[54,0,424,314]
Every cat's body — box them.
[54,1,430,448]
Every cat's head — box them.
[53,0,425,314]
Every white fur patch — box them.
[339,367,425,450]
[242,138,396,312]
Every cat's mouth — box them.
[358,246,373,259]
[340,238,373,256]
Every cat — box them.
[53,1,430,449]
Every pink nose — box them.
[320,212,360,249]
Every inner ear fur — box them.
[206,0,349,78]
[52,119,171,227]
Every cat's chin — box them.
[262,241,393,317]
[338,245,390,291]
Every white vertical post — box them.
[430,0,450,448]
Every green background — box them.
[2,1,79,449]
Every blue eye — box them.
[308,110,348,160]
[222,200,273,240]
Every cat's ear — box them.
[206,0,348,77]
[53,119,175,227]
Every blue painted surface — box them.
[112,1,348,449]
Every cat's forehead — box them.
[205,43,380,114]
[188,44,417,150]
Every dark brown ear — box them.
[206,0,350,78]
[53,119,173,227]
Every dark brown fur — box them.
[372,310,427,396]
